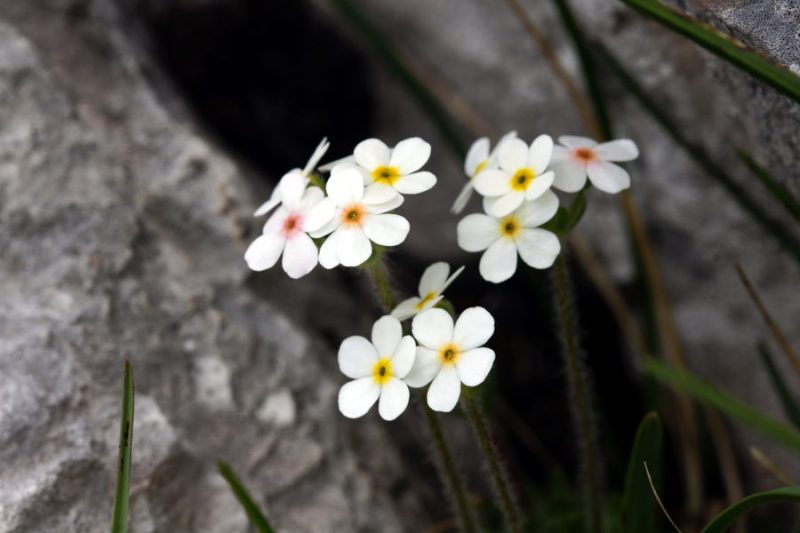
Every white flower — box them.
[253,138,330,217]
[391,262,465,320]
[406,307,496,412]
[550,136,639,194]
[354,137,437,196]
[309,166,409,268]
[457,191,561,283]
[338,316,417,421]
[244,172,335,278]
[451,131,517,215]
[472,135,555,218]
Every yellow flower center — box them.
[372,357,393,385]
[341,203,365,227]
[509,167,535,191]
[415,292,437,310]
[438,343,461,365]
[371,165,401,186]
[500,216,521,239]
[471,160,489,179]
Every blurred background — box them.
[0,0,799,531]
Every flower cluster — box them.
[455,133,639,283]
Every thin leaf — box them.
[218,461,275,533]
[759,343,800,429]
[111,360,134,533]
[701,487,800,533]
[618,0,800,104]
[738,150,800,224]
[645,462,682,533]
[642,358,800,452]
[750,446,796,486]
[621,413,663,532]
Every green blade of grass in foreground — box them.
[737,150,800,224]
[111,360,134,533]
[700,487,800,533]
[621,412,663,532]
[759,343,800,430]
[619,0,800,104]
[643,358,800,452]
[218,461,275,533]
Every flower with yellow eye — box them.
[353,137,437,197]
[308,166,409,268]
[457,191,561,283]
[473,135,555,218]
[391,262,465,321]
[451,131,517,215]
[405,307,496,412]
[550,135,639,194]
[338,316,417,421]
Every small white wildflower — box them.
[391,262,465,321]
[472,135,555,218]
[253,138,330,217]
[309,166,409,268]
[457,191,561,283]
[451,131,517,214]
[550,136,639,194]
[406,307,496,412]
[244,172,334,278]
[338,316,417,421]
[353,137,437,196]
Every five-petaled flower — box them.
[550,136,639,194]
[457,190,561,283]
[338,316,417,421]
[354,137,437,197]
[406,307,496,412]
[473,135,555,217]
[391,262,465,321]
[451,131,517,215]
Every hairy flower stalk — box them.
[551,253,603,533]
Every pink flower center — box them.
[573,148,596,164]
[282,213,304,237]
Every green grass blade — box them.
[619,0,800,104]
[111,360,134,533]
[621,412,663,532]
[701,487,800,533]
[597,45,800,266]
[759,343,800,430]
[218,461,275,533]
[738,150,800,224]
[642,358,800,452]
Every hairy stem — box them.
[365,256,396,312]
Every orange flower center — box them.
[341,204,366,227]
[574,148,596,163]
[282,213,303,236]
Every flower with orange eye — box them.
[550,135,639,194]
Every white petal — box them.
[378,378,410,421]
[253,194,280,217]
[498,138,529,173]
[308,214,340,239]
[517,189,560,228]
[587,160,631,193]
[594,139,639,162]
[302,197,335,233]
[244,233,286,271]
[559,135,597,149]
[457,214,499,252]
[277,170,307,208]
[391,297,422,320]
[516,228,561,269]
[354,138,390,170]
[326,167,365,206]
[473,168,511,197]
[442,265,465,292]
[524,171,555,201]
[479,238,518,283]
[263,207,289,234]
[299,186,325,210]
[419,262,450,296]
[318,229,341,269]
[336,227,372,267]
[551,159,588,193]
[550,145,571,163]
[302,137,330,176]
[465,137,490,175]
[367,193,404,214]
[484,191,524,218]
[394,171,436,194]
[391,335,417,378]
[456,348,495,387]
[412,308,455,350]
[528,134,553,175]
[453,307,495,351]
[362,214,409,247]
[363,183,400,205]
[404,347,442,387]
[372,315,402,357]
[427,366,461,412]
[318,154,355,172]
[451,182,474,214]
[282,233,318,279]
[389,137,431,174]
[338,377,380,418]
[490,131,518,163]
[338,336,379,378]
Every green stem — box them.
[462,390,522,533]
[551,254,603,533]
[365,255,396,312]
